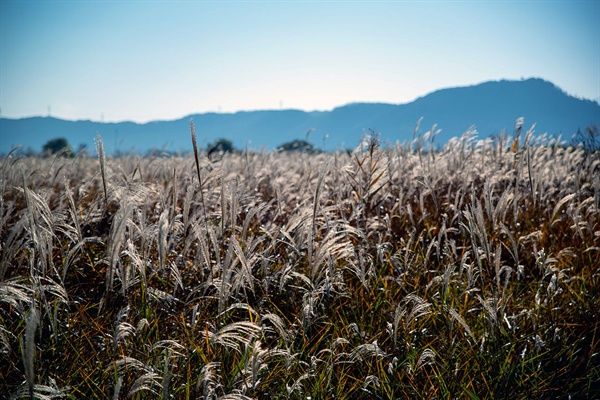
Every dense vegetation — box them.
[1,122,598,399]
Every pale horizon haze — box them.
[1,0,599,123]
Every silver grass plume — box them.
[108,356,161,398]
[96,134,108,207]
[22,303,40,399]
[9,378,67,400]
[447,307,475,341]
[113,306,134,352]
[107,201,133,294]
[158,209,169,273]
[414,348,436,373]
[206,321,262,353]
[196,362,221,397]
[150,340,185,400]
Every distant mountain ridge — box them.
[1,78,598,154]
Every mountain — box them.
[1,78,598,155]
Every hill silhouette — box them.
[1,78,598,154]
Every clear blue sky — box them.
[1,0,599,123]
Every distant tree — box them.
[207,138,235,161]
[277,139,318,153]
[42,137,73,157]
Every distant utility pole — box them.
[279,100,283,109]
[48,105,51,117]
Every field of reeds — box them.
[1,122,599,399]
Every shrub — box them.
[41,137,73,157]
[277,139,319,153]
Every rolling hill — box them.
[1,78,598,154]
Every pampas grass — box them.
[0,125,598,398]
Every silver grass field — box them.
[0,122,598,399]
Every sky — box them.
[1,0,599,123]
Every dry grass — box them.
[0,125,598,399]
